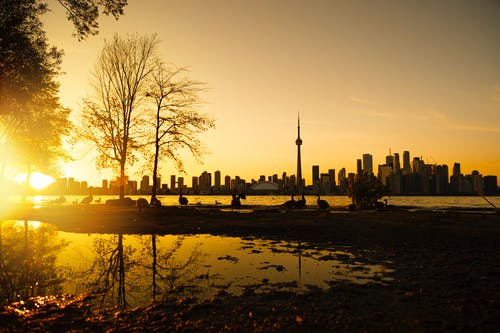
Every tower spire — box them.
[295,113,303,192]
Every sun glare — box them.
[14,172,54,190]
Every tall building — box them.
[362,153,373,175]
[192,176,199,193]
[170,175,176,192]
[394,153,401,172]
[140,175,150,192]
[214,170,221,193]
[199,171,211,194]
[296,114,303,190]
[450,162,462,194]
[385,153,394,168]
[403,150,411,175]
[484,176,498,195]
[378,165,392,185]
[328,169,336,191]
[312,165,319,183]
[356,159,362,175]
[434,165,449,194]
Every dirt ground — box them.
[1,205,500,332]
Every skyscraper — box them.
[312,165,319,183]
[394,153,401,172]
[296,114,303,190]
[362,153,373,175]
[214,170,221,193]
[403,151,411,174]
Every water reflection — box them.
[0,221,69,306]
[1,222,393,309]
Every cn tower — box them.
[296,114,303,192]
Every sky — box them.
[42,0,500,186]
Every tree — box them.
[0,0,126,182]
[81,34,158,200]
[7,88,72,190]
[55,0,128,40]
[146,62,214,204]
[0,0,128,117]
[347,173,388,209]
[0,0,72,186]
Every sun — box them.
[14,172,55,190]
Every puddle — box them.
[0,220,393,308]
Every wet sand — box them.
[2,205,500,332]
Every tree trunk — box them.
[151,235,158,302]
[150,103,162,205]
[150,141,160,205]
[117,234,127,308]
[119,161,125,200]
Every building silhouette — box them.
[362,154,373,175]
[296,114,303,192]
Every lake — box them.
[1,194,497,309]
[21,194,500,209]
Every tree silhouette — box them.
[348,173,388,209]
[87,234,136,309]
[145,62,214,204]
[1,0,126,182]
[81,34,158,200]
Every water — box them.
[1,194,498,309]
[17,194,500,209]
[0,221,392,308]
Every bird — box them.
[294,193,306,209]
[53,195,66,204]
[95,197,102,203]
[231,194,241,207]
[215,200,221,205]
[178,189,188,206]
[283,194,296,208]
[80,193,93,205]
[317,194,330,209]
[136,198,149,213]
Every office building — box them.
[362,154,373,175]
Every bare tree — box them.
[82,33,158,200]
[146,62,214,204]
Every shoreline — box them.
[2,205,500,331]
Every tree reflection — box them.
[86,234,136,309]
[82,234,205,308]
[0,221,69,305]
[140,235,204,302]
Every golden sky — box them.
[42,0,500,186]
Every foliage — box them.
[55,0,128,40]
[146,62,215,202]
[0,0,63,117]
[81,33,158,199]
[1,0,122,181]
[347,173,388,209]
[0,221,69,305]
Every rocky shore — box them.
[1,205,500,332]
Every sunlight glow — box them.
[14,172,54,191]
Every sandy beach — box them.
[1,205,500,332]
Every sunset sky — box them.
[42,0,500,186]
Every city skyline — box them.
[37,0,500,187]
[34,147,497,197]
